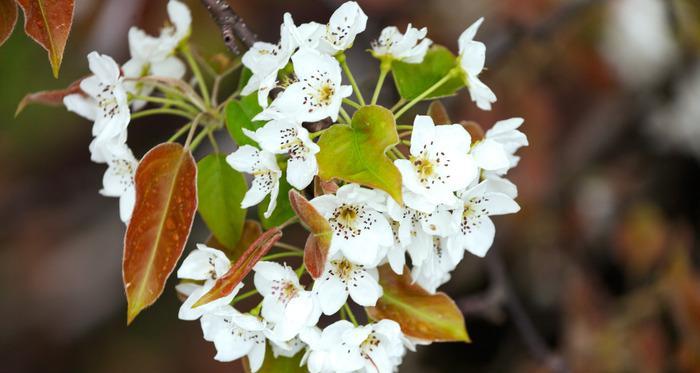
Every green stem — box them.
[396,124,413,130]
[339,107,352,123]
[262,251,304,261]
[130,94,199,114]
[394,68,458,120]
[371,60,391,105]
[390,98,406,113]
[208,131,220,153]
[189,127,212,151]
[390,147,406,159]
[273,242,304,253]
[338,53,365,106]
[310,127,330,139]
[250,301,263,316]
[181,43,211,107]
[231,289,258,305]
[131,107,195,120]
[343,98,361,109]
[167,123,192,143]
[295,263,306,277]
[344,303,358,326]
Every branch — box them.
[199,0,257,54]
[461,249,569,373]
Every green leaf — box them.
[316,105,403,203]
[243,344,305,373]
[197,154,247,251]
[237,67,252,92]
[392,45,465,101]
[259,176,295,229]
[225,93,265,146]
[367,265,470,343]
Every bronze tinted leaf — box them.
[0,0,18,46]
[123,143,198,325]
[16,0,75,77]
[367,265,470,342]
[15,77,83,116]
[193,228,282,307]
[427,101,451,125]
[289,190,332,278]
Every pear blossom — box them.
[371,24,432,63]
[244,119,320,189]
[271,336,306,358]
[299,326,340,373]
[312,254,383,315]
[310,183,394,267]
[122,0,191,109]
[253,261,321,341]
[256,48,352,123]
[200,305,268,371]
[241,23,296,107]
[283,13,324,50]
[481,118,529,175]
[394,115,476,213]
[64,52,130,163]
[98,143,138,223]
[458,18,497,111]
[226,145,282,218]
[448,181,520,258]
[411,236,461,294]
[308,319,407,373]
[176,244,241,321]
[317,1,368,55]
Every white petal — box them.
[471,139,510,171]
[313,273,347,315]
[348,270,382,307]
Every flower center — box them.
[361,333,381,354]
[318,84,334,105]
[270,279,299,305]
[413,156,435,180]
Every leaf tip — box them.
[126,304,141,325]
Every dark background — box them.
[2,0,700,372]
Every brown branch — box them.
[199,0,257,54]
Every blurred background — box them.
[2,0,700,372]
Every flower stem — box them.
[371,60,391,105]
[390,98,406,113]
[394,69,458,120]
[131,107,195,120]
[390,147,406,159]
[278,216,300,230]
[343,98,361,110]
[338,53,366,106]
[262,251,304,261]
[181,43,211,107]
[396,124,413,130]
[184,114,204,149]
[208,131,220,153]
[344,303,358,326]
[189,127,213,151]
[273,242,304,253]
[130,94,199,115]
[231,289,259,305]
[339,107,352,124]
[167,123,193,143]
[295,263,306,277]
[310,128,330,139]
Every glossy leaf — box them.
[16,0,75,77]
[225,93,265,146]
[259,176,295,229]
[243,344,305,373]
[15,77,83,116]
[367,265,470,343]
[123,143,197,325]
[197,154,247,250]
[0,0,17,46]
[428,101,451,125]
[316,105,403,203]
[193,228,282,307]
[289,190,332,278]
[392,45,464,101]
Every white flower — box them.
[312,254,383,315]
[64,52,130,163]
[317,1,368,55]
[299,326,339,373]
[447,181,520,258]
[99,143,138,223]
[175,244,240,321]
[244,119,320,189]
[283,13,324,50]
[226,145,282,218]
[256,48,352,123]
[122,0,191,109]
[480,118,528,175]
[457,18,497,111]
[271,335,306,358]
[241,23,296,107]
[308,319,407,373]
[200,305,268,371]
[253,261,321,341]
[411,236,461,294]
[394,115,476,213]
[372,24,432,63]
[310,184,394,267]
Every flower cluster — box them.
[55,1,527,372]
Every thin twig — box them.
[199,0,257,54]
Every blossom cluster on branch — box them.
[26,1,529,372]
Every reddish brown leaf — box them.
[460,120,484,142]
[15,77,83,116]
[289,190,332,278]
[367,265,470,342]
[193,228,282,308]
[313,177,339,197]
[428,101,451,125]
[16,0,75,77]
[0,0,18,46]
[123,143,197,325]
[229,220,263,261]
